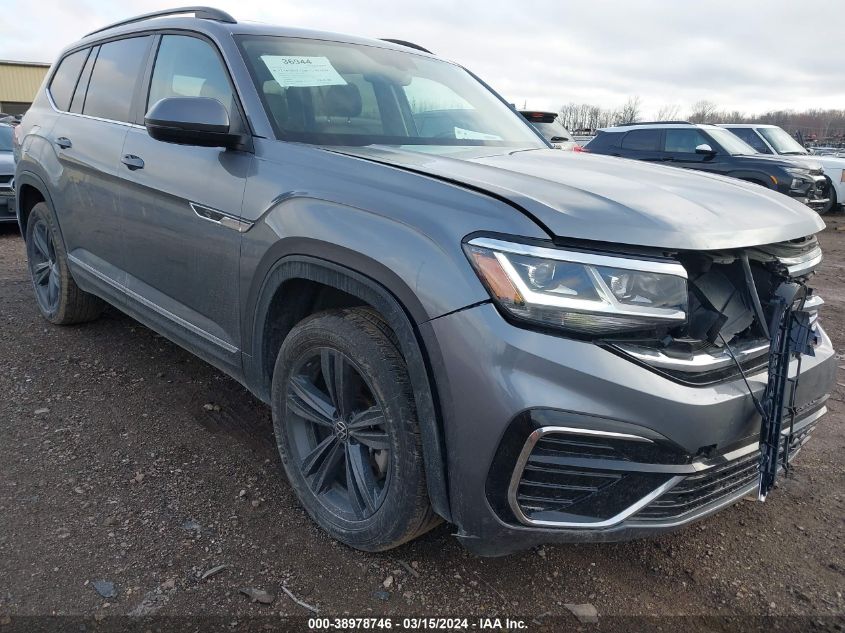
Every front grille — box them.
[634,422,817,521]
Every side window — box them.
[663,129,710,153]
[148,35,234,115]
[69,47,98,114]
[48,49,89,111]
[83,36,151,122]
[621,129,660,151]
[729,128,770,153]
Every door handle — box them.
[121,154,145,171]
[55,137,72,149]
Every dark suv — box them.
[585,122,830,211]
[14,8,835,556]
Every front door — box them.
[118,33,251,375]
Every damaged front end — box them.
[611,235,824,499]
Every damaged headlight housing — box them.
[464,237,688,335]
[785,167,812,189]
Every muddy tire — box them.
[25,202,103,325]
[271,307,438,551]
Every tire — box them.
[25,202,103,324]
[271,307,437,551]
[818,178,837,215]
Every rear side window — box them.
[663,129,709,153]
[69,47,98,113]
[621,129,660,151]
[148,35,234,115]
[83,36,151,122]
[48,49,89,111]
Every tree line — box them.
[557,97,845,143]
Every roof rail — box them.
[85,6,236,37]
[616,121,691,127]
[380,39,432,54]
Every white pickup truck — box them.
[719,123,844,214]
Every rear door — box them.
[49,36,152,285]
[118,33,251,374]
[618,128,663,162]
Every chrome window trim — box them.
[46,89,145,129]
[68,254,239,353]
[468,237,688,278]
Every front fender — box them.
[247,255,453,521]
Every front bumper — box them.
[789,174,829,210]
[421,303,836,556]
[0,183,15,222]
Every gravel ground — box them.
[0,220,843,631]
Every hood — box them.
[335,146,824,251]
[733,152,824,173]
[785,153,845,171]
[0,151,13,174]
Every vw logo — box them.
[333,419,349,442]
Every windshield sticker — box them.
[260,55,348,88]
[454,127,502,141]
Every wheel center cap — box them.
[333,419,349,442]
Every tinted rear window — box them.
[621,129,660,151]
[49,49,89,111]
[83,36,150,122]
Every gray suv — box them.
[14,7,836,556]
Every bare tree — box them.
[689,100,719,124]
[614,96,642,125]
[655,104,682,121]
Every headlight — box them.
[464,237,688,335]
[785,167,812,189]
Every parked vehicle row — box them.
[0,124,15,222]
[720,124,845,213]
[584,122,831,212]
[13,7,836,556]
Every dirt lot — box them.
[1,219,843,631]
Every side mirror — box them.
[695,143,715,155]
[145,97,239,149]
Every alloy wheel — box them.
[29,220,60,314]
[284,347,391,520]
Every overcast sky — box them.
[5,0,844,118]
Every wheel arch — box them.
[248,255,452,521]
[15,170,53,236]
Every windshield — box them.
[237,36,545,150]
[0,126,12,152]
[707,127,758,155]
[758,127,807,155]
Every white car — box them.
[719,123,843,214]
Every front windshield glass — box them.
[708,127,758,155]
[237,36,545,150]
[0,126,12,152]
[758,127,807,155]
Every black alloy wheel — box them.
[285,347,391,520]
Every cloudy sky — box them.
[5,0,844,118]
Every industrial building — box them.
[0,59,50,116]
